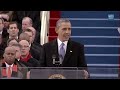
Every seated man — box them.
[19,40,40,67]
[19,32,42,63]
[0,46,29,79]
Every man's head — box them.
[8,21,19,38]
[24,28,34,44]
[27,27,36,42]
[22,17,33,31]
[19,32,30,44]
[3,46,16,65]
[19,40,30,57]
[55,18,71,42]
[7,38,19,46]
[0,18,4,31]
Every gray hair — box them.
[22,17,33,25]
[56,18,71,28]
[11,43,22,49]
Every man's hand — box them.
[83,70,89,79]
[0,14,9,21]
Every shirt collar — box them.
[9,36,18,39]
[57,38,68,47]
[29,43,31,47]
[17,59,20,61]
[5,62,13,68]
[0,31,2,35]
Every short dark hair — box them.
[8,21,18,29]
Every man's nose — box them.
[66,29,70,33]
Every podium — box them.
[30,67,87,79]
[0,67,119,79]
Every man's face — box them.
[8,24,19,37]
[27,27,36,41]
[22,19,31,31]
[0,19,4,31]
[24,31,33,44]
[19,40,30,57]
[55,22,71,42]
[3,47,16,65]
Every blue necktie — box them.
[59,43,65,62]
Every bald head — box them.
[5,46,16,52]
[19,40,30,57]
[19,40,29,46]
[4,46,16,65]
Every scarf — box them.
[20,53,32,62]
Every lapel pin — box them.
[70,50,72,52]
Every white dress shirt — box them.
[0,31,3,35]
[5,62,13,74]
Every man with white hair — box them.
[21,17,40,44]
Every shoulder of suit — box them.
[15,59,27,67]
[70,40,84,47]
[43,39,56,46]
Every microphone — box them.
[52,54,56,65]
[52,54,61,66]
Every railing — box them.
[0,67,119,79]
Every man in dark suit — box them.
[0,46,29,79]
[19,32,43,63]
[42,18,87,67]
[42,18,88,78]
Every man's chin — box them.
[64,38,69,41]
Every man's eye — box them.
[62,28,67,31]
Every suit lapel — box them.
[51,39,59,59]
[51,39,73,66]
[62,40,73,66]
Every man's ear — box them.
[7,29,9,33]
[55,27,58,34]
[3,53,5,58]
[18,28,19,32]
